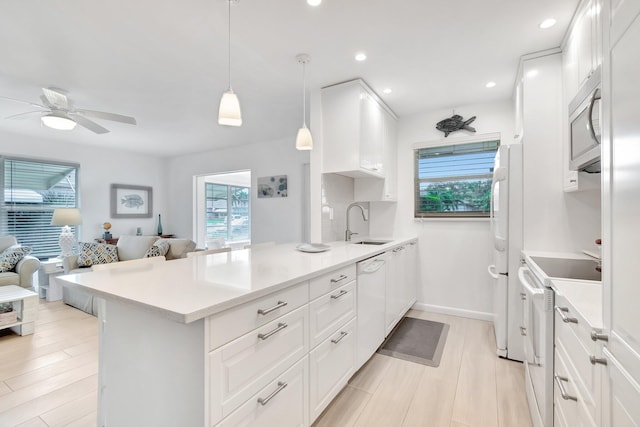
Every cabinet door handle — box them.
[258,322,288,340]
[330,290,348,300]
[520,326,527,336]
[520,292,526,301]
[331,331,349,344]
[330,274,348,284]
[257,381,288,406]
[257,301,288,316]
[555,306,578,324]
[590,356,608,365]
[590,330,609,342]
[554,375,578,401]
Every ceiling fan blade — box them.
[70,114,110,134]
[75,109,137,125]
[42,87,69,109]
[4,110,46,120]
[0,95,47,110]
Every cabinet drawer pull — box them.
[257,381,288,406]
[331,331,348,344]
[590,356,608,366]
[330,274,348,284]
[257,301,288,316]
[520,326,527,336]
[258,322,288,340]
[555,306,578,324]
[520,292,526,300]
[330,290,348,300]
[554,375,578,401]
[590,330,609,342]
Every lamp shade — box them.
[41,113,77,130]
[218,90,242,127]
[51,208,82,226]
[296,125,313,150]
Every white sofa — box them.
[61,235,196,315]
[0,236,41,291]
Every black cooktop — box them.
[530,256,601,282]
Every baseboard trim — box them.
[411,302,494,322]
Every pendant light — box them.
[295,53,312,150]
[218,0,242,126]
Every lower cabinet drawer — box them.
[309,281,356,349]
[218,356,309,427]
[209,306,309,425]
[554,343,597,427]
[309,317,357,423]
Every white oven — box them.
[518,265,554,427]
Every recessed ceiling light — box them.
[355,53,367,62]
[539,18,557,29]
[307,0,321,6]
[485,81,496,88]
[383,88,392,94]
[526,69,539,78]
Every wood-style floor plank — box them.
[496,357,533,427]
[312,385,371,427]
[15,417,47,427]
[4,351,98,391]
[39,390,98,427]
[348,354,392,394]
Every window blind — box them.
[1,158,79,259]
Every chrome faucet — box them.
[345,202,368,241]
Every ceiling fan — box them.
[0,87,137,134]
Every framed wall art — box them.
[257,175,288,198]
[110,184,153,218]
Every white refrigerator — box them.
[487,143,524,362]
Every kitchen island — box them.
[57,238,417,427]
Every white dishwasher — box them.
[356,253,387,370]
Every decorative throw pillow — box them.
[0,245,32,272]
[77,242,119,267]
[144,240,170,258]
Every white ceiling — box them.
[0,0,578,157]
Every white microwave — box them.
[569,67,601,173]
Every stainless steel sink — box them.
[352,240,391,245]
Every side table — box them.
[0,285,38,335]
[38,258,65,301]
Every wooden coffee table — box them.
[0,285,38,336]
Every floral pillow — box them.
[144,240,170,258]
[77,242,119,267]
[0,245,32,272]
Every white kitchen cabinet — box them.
[309,280,356,349]
[385,242,418,336]
[354,107,398,201]
[564,0,602,104]
[321,79,397,179]
[218,356,309,427]
[602,2,640,425]
[309,318,356,422]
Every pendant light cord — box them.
[228,0,232,91]
[302,60,306,127]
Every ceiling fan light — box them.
[41,114,76,130]
[218,90,242,127]
[296,125,313,150]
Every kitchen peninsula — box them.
[57,238,418,427]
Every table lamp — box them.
[51,208,82,257]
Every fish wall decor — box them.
[436,114,476,137]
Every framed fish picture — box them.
[110,184,153,218]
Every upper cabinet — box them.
[321,79,398,181]
[564,0,603,103]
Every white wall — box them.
[0,133,168,241]
[383,100,515,319]
[166,137,309,245]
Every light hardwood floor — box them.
[313,310,534,427]
[0,302,533,427]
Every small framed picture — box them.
[110,184,153,218]
[257,175,288,198]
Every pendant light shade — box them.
[218,89,242,126]
[296,125,313,150]
[296,54,313,151]
[219,0,242,127]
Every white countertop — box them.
[57,237,417,323]
[552,279,603,330]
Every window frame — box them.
[413,137,499,219]
[204,182,250,244]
